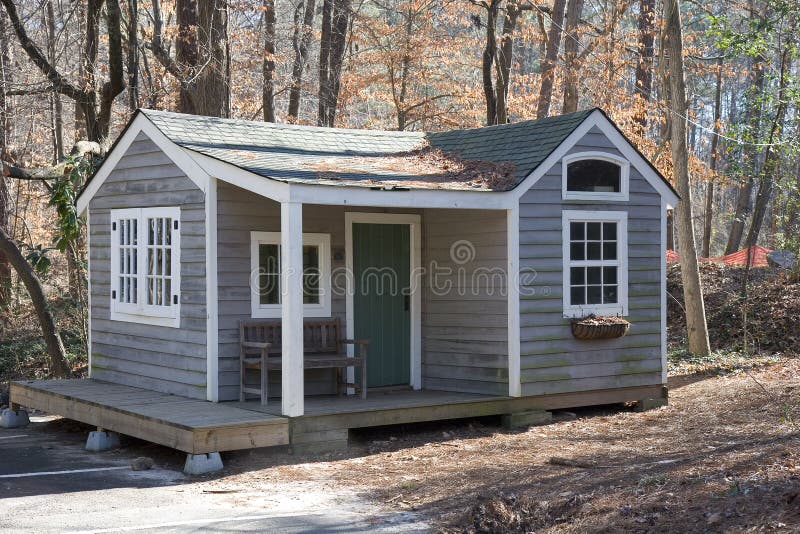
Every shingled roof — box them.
[140,108,595,192]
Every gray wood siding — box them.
[518,126,664,396]
[215,183,509,400]
[421,209,508,395]
[216,185,360,400]
[88,132,208,399]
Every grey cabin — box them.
[8,108,678,466]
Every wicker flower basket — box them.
[571,315,630,340]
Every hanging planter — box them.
[571,314,630,340]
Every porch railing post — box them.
[281,201,304,417]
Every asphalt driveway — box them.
[0,416,427,533]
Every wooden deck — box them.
[10,379,665,455]
[10,379,289,454]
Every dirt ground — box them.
[210,355,800,533]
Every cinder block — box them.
[0,408,30,428]
[85,430,121,452]
[635,397,669,412]
[184,452,224,475]
[502,410,553,429]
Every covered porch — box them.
[214,179,517,418]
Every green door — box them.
[353,223,411,388]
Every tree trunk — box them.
[725,56,765,254]
[127,0,140,110]
[664,0,710,356]
[287,0,316,122]
[0,10,11,306]
[633,0,655,133]
[536,0,567,119]
[0,225,71,377]
[44,0,64,162]
[743,49,789,255]
[318,0,352,127]
[701,56,723,258]
[176,0,199,114]
[196,0,229,117]
[495,2,520,125]
[480,0,500,125]
[262,0,276,122]
[561,0,583,113]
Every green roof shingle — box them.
[140,108,596,192]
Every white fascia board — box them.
[511,110,679,209]
[77,114,211,214]
[286,181,512,209]
[183,151,291,203]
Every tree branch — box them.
[0,0,88,103]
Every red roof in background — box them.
[666,245,772,267]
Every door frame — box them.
[345,212,422,390]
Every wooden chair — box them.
[239,318,369,405]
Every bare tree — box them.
[0,10,12,306]
[287,0,316,122]
[536,0,566,119]
[196,0,230,117]
[318,0,353,127]
[561,0,583,113]
[701,56,723,258]
[0,223,71,377]
[262,0,276,122]
[0,0,126,142]
[633,0,655,133]
[664,0,711,355]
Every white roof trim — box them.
[511,109,679,208]
[77,114,211,214]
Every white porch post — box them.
[281,202,304,417]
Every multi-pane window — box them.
[562,211,628,317]
[563,152,630,201]
[250,232,331,318]
[110,207,180,327]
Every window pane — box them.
[147,277,155,305]
[566,159,621,193]
[148,249,155,276]
[132,248,137,275]
[603,222,617,240]
[165,279,172,306]
[587,242,602,260]
[570,222,584,240]
[259,274,280,305]
[603,266,617,284]
[587,285,602,304]
[132,219,137,245]
[259,244,280,274]
[303,274,320,304]
[570,286,585,305]
[149,218,156,246]
[570,267,584,285]
[587,267,601,284]
[603,242,617,260]
[570,242,584,261]
[603,285,618,304]
[165,219,172,246]
[165,249,171,276]
[587,222,601,240]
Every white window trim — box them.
[109,206,181,328]
[250,231,332,319]
[562,210,628,318]
[562,151,630,202]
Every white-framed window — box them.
[562,151,630,202]
[110,207,181,328]
[562,210,628,318]
[250,231,331,318]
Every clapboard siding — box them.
[88,132,207,399]
[518,126,664,397]
[215,184,351,400]
[421,209,508,395]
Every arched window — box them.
[562,152,629,201]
